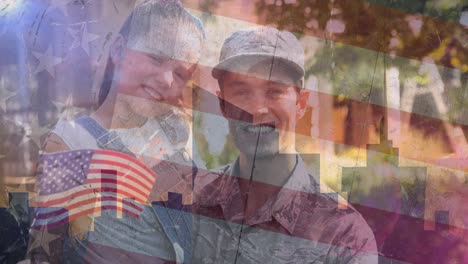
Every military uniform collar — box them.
[215,154,320,234]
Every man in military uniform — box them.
[192,27,378,263]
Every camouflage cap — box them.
[212,26,305,84]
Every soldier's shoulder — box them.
[298,185,376,248]
[308,191,375,242]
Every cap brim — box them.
[212,53,304,81]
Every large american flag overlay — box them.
[0,0,466,263]
[31,149,157,228]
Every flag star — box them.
[16,115,51,147]
[78,23,99,55]
[68,27,81,50]
[32,46,63,78]
[28,226,61,256]
[68,23,99,55]
[0,86,17,112]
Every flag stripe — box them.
[87,169,152,192]
[34,197,142,226]
[36,196,143,220]
[90,159,155,186]
[90,154,156,183]
[185,0,467,72]
[192,167,468,264]
[94,150,157,179]
[86,178,148,200]
[33,206,140,229]
[36,179,147,205]
[193,83,468,170]
[37,184,146,206]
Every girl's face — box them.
[113,47,198,119]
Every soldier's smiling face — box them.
[218,62,309,158]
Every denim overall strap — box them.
[152,204,192,263]
[76,116,186,262]
[150,150,197,263]
[75,116,134,157]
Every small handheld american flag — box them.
[32,149,157,228]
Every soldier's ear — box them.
[216,90,227,118]
[110,34,126,66]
